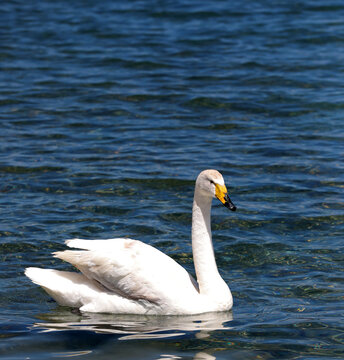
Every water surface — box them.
[0,0,343,359]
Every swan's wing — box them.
[54,238,198,305]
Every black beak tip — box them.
[224,194,236,211]
[225,202,236,211]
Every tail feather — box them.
[25,267,100,308]
[25,267,145,314]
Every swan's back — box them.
[27,238,200,314]
[57,238,199,305]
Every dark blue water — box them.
[1,0,344,358]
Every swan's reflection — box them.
[33,309,233,340]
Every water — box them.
[1,0,343,358]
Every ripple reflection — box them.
[33,310,233,340]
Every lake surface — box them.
[1,0,343,358]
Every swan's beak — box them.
[215,184,236,211]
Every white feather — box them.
[25,170,235,315]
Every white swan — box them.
[25,169,236,315]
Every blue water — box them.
[1,0,344,358]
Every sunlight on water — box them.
[33,311,233,340]
[0,0,343,358]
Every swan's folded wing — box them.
[54,238,198,305]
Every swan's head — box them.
[196,170,236,211]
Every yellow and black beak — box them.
[215,184,236,211]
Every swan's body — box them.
[25,170,236,315]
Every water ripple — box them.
[0,0,343,358]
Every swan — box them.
[25,169,236,315]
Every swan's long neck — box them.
[192,188,223,295]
